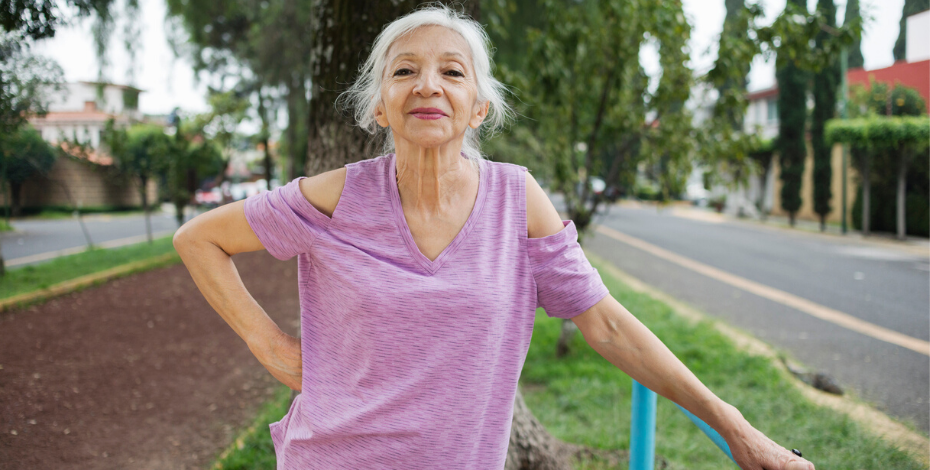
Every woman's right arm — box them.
[172,200,303,391]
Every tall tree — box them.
[893,0,930,62]
[844,0,864,68]
[775,0,809,226]
[0,125,57,217]
[102,122,173,243]
[717,0,751,130]
[0,32,63,275]
[811,0,840,231]
[165,0,313,182]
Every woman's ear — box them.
[469,100,490,129]
[374,100,390,128]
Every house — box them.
[3,82,158,211]
[716,9,930,226]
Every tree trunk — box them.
[506,387,575,470]
[10,181,21,217]
[258,91,274,186]
[861,155,871,236]
[286,77,308,181]
[141,175,152,243]
[556,319,579,359]
[896,153,908,240]
[174,201,185,228]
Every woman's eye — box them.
[446,70,464,77]
[393,68,413,76]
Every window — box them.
[766,98,778,122]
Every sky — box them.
[34,0,907,121]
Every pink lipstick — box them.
[409,107,447,120]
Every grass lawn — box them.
[0,235,178,300]
[208,259,926,470]
[0,219,11,232]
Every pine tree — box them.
[893,0,930,62]
[776,0,809,226]
[717,0,750,130]
[844,0,864,68]
[812,0,840,231]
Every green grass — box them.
[211,386,294,470]
[0,235,178,300]
[0,219,12,232]
[207,259,926,470]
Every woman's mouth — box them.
[409,108,447,120]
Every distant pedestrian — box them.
[173,5,813,470]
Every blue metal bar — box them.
[674,403,737,464]
[629,381,737,467]
[629,380,657,470]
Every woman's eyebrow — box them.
[389,51,469,63]
[390,52,417,63]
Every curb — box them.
[584,250,930,466]
[0,252,181,313]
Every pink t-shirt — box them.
[243,153,610,469]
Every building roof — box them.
[77,81,144,93]
[28,110,121,124]
[58,141,115,166]
[847,60,930,107]
[747,87,779,101]
[746,60,930,113]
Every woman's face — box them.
[375,25,489,150]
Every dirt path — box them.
[0,251,300,469]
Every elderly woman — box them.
[173,6,814,470]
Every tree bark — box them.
[506,387,575,470]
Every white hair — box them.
[338,3,513,164]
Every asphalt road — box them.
[0,209,197,267]
[556,197,930,433]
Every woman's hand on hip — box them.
[253,330,303,392]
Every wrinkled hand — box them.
[726,417,814,470]
[253,330,302,391]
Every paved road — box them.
[553,196,930,433]
[0,208,200,267]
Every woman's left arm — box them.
[571,295,814,470]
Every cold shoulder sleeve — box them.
[243,177,331,261]
[527,220,610,319]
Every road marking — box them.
[595,224,930,357]
[6,230,176,267]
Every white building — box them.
[744,87,779,140]
[29,81,143,152]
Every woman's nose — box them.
[412,70,442,97]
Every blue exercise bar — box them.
[629,380,657,470]
[629,380,736,468]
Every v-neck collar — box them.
[388,152,489,276]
